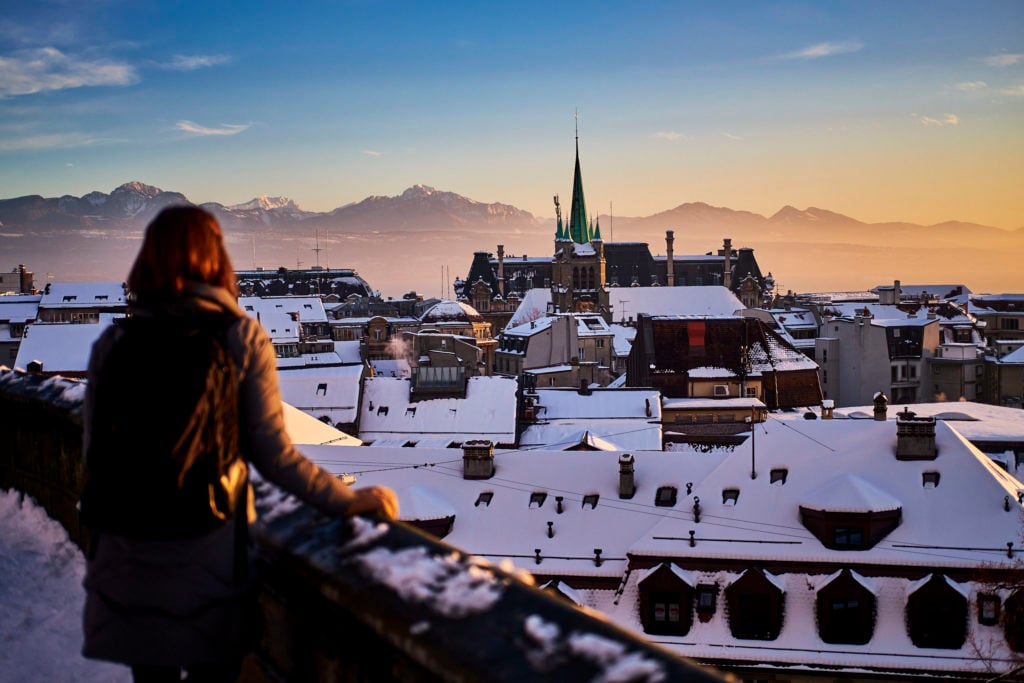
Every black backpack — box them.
[81,312,247,539]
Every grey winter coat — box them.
[82,284,355,667]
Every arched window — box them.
[816,569,876,644]
[906,574,967,649]
[637,563,695,636]
[726,569,785,640]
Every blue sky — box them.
[1,1,1022,227]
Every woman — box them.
[81,206,397,682]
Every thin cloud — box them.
[954,80,987,92]
[782,41,863,60]
[1001,84,1024,96]
[985,53,1024,67]
[160,54,230,71]
[654,131,685,142]
[913,113,959,127]
[176,120,250,136]
[0,132,99,152]
[721,131,743,141]
[362,149,383,157]
[0,47,137,96]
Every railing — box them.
[0,367,726,683]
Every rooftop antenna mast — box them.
[312,228,322,268]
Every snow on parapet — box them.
[354,546,503,619]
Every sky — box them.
[1,1,1022,229]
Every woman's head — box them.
[128,206,238,299]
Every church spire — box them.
[568,122,590,244]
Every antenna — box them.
[312,228,322,268]
[574,108,579,141]
[610,201,613,242]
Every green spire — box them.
[593,215,602,241]
[568,138,590,244]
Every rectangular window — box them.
[833,527,864,547]
[1001,319,1020,331]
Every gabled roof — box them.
[276,365,364,426]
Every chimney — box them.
[894,279,901,302]
[873,391,889,421]
[619,453,636,499]
[497,245,505,298]
[462,440,495,479]
[895,409,937,460]
[665,230,675,286]
[720,238,734,289]
[821,399,834,420]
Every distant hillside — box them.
[1,183,1020,296]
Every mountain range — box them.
[1,182,1020,296]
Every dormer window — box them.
[62,295,77,302]
[655,486,678,507]
[529,492,547,508]
[770,468,788,485]
[582,493,599,509]
[475,492,493,507]
[316,383,327,396]
[722,489,739,506]
[922,471,940,488]
[799,475,902,550]
[979,594,1001,626]
[817,570,876,645]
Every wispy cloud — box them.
[914,113,959,127]
[159,54,230,71]
[985,53,1024,67]
[0,132,99,152]
[721,131,743,141]
[0,47,137,96]
[1001,84,1024,96]
[654,131,685,142]
[362,149,383,157]
[782,41,863,60]
[176,120,250,136]
[954,80,987,92]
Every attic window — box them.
[713,385,729,397]
[529,492,547,508]
[94,295,108,301]
[62,295,77,302]
[833,526,864,548]
[376,406,389,416]
[979,594,1001,625]
[722,489,740,506]
[655,486,678,507]
[304,304,312,309]
[405,407,416,417]
[770,468,788,485]
[244,305,254,311]
[582,493,600,509]
[316,383,327,396]
[475,492,494,508]
[922,471,941,488]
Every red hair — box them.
[128,206,238,299]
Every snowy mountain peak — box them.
[112,181,163,198]
[230,195,301,212]
[401,184,438,199]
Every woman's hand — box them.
[347,485,399,519]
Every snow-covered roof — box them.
[610,286,744,320]
[608,324,635,358]
[998,345,1024,364]
[826,400,1024,445]
[0,295,41,323]
[38,283,126,309]
[359,375,517,444]
[506,289,555,328]
[529,388,662,420]
[370,359,412,378]
[238,296,329,324]
[662,397,766,410]
[276,364,364,426]
[420,300,483,323]
[14,315,120,373]
[632,419,1023,569]
[284,402,362,446]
